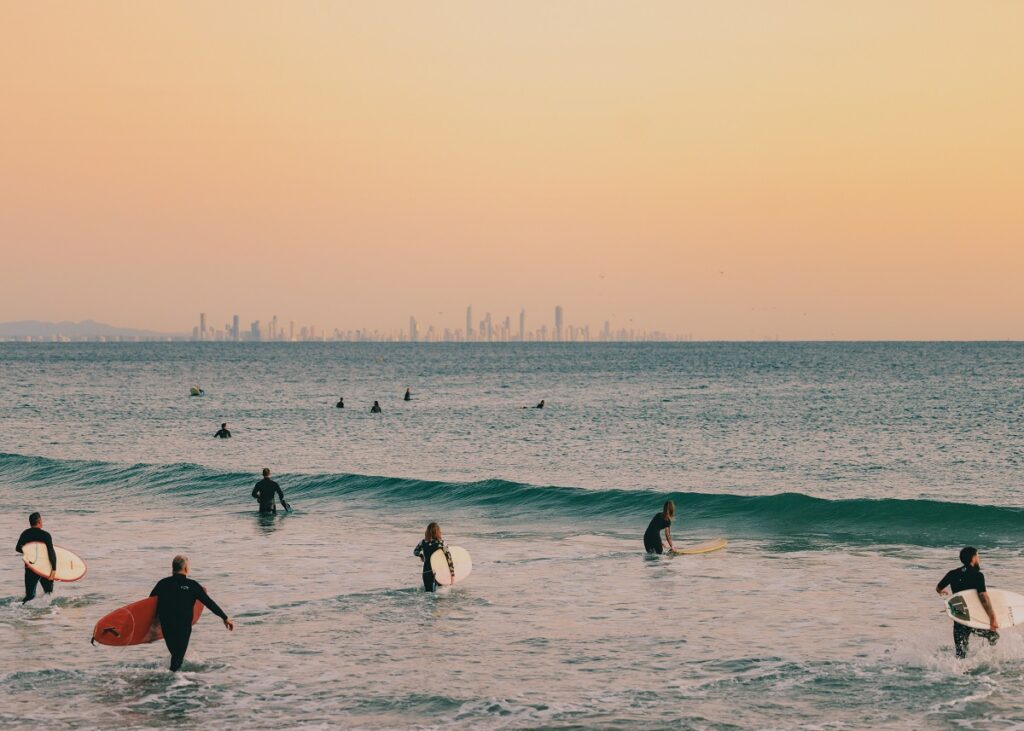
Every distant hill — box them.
[0,320,172,338]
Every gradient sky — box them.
[2,2,1022,339]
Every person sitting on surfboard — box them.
[15,512,57,603]
[151,555,234,671]
[413,522,446,592]
[936,546,999,658]
[371,401,382,413]
[643,500,676,555]
[214,422,232,438]
[252,468,290,514]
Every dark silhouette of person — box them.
[214,423,232,438]
[251,468,290,514]
[404,388,412,401]
[371,401,382,413]
[15,512,57,603]
[336,397,344,409]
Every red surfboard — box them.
[91,595,204,646]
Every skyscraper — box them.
[519,308,525,342]
[466,305,473,342]
[409,316,419,342]
[199,312,207,341]
[232,314,240,341]
[554,305,563,342]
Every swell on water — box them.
[2,451,1021,549]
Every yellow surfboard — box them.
[670,538,727,556]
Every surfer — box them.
[936,546,999,658]
[404,388,412,401]
[150,555,234,671]
[336,397,344,409]
[214,423,232,438]
[643,500,676,554]
[413,522,446,592]
[15,512,57,603]
[523,399,545,409]
[371,401,382,413]
[252,468,290,514]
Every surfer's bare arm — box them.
[664,526,673,550]
[979,592,999,630]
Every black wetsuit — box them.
[371,404,382,413]
[644,513,671,554]
[404,391,411,401]
[214,428,232,438]
[937,564,999,658]
[414,539,446,592]
[252,478,286,514]
[150,575,228,671]
[336,400,344,409]
[16,527,57,602]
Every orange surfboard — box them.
[91,595,204,646]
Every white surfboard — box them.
[670,538,728,556]
[430,545,472,586]
[21,541,88,582]
[945,589,1024,630]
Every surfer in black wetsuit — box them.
[214,423,232,438]
[371,401,382,413]
[937,546,998,658]
[413,522,446,592]
[404,388,412,401]
[643,500,676,554]
[150,555,234,671]
[252,468,290,514]
[15,512,57,603]
[336,397,344,408]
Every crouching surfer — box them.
[252,468,291,514]
[150,555,233,671]
[15,512,57,603]
[413,522,447,592]
[643,500,676,554]
[936,546,998,658]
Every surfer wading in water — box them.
[413,522,447,592]
[252,468,290,514]
[643,500,676,554]
[15,512,57,603]
[214,423,232,438]
[150,555,234,671]
[936,546,999,658]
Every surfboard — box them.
[91,595,205,646]
[21,541,87,581]
[945,588,1024,630]
[670,538,728,556]
[430,545,472,586]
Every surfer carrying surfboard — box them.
[936,546,999,658]
[150,555,234,671]
[643,500,676,554]
[413,523,447,592]
[252,468,290,514]
[15,512,57,603]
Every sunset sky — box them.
[2,2,1022,339]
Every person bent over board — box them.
[414,522,446,592]
[15,512,57,603]
[150,555,234,671]
[643,500,676,554]
[252,468,290,514]
[936,546,998,659]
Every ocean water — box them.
[1,342,1023,730]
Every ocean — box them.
[1,342,1023,730]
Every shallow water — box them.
[1,342,1023,729]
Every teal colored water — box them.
[1,342,1023,729]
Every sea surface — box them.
[1,342,1023,730]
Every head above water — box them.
[425,522,442,541]
[960,546,979,567]
[172,555,190,574]
[663,500,675,521]
[29,511,41,527]
[263,468,271,477]
[221,422,227,429]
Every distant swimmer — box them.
[404,388,412,401]
[937,546,998,658]
[643,500,676,555]
[252,468,291,514]
[150,555,233,671]
[214,423,232,439]
[371,401,382,413]
[523,399,545,409]
[413,522,446,592]
[15,512,57,603]
[336,397,344,409]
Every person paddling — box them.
[643,500,676,554]
[150,555,233,671]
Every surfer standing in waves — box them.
[150,555,234,671]
[413,522,446,592]
[15,512,57,603]
[252,468,291,514]
[643,500,676,555]
[937,546,999,658]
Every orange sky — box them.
[1,2,1022,338]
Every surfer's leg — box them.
[23,569,39,603]
[40,577,54,595]
[422,571,436,592]
[953,623,970,658]
[163,625,192,671]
